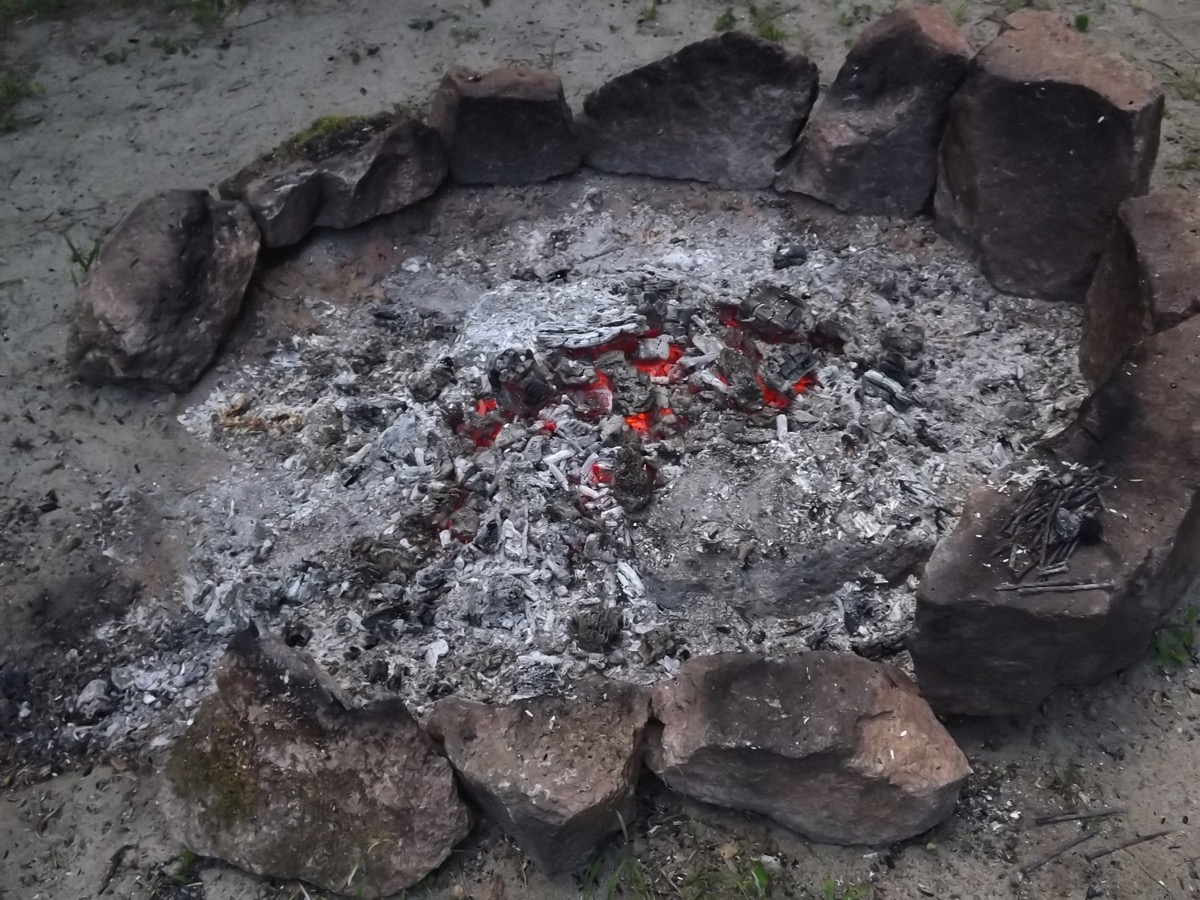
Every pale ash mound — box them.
[163,181,1083,728]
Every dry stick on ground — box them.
[1034,806,1127,827]
[1019,832,1097,876]
[995,581,1116,595]
[1084,830,1175,862]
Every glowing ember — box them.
[756,374,791,410]
[718,306,740,328]
[625,410,653,433]
[590,462,613,484]
[475,397,498,415]
[630,343,685,379]
[793,374,818,394]
[571,371,614,418]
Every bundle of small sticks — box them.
[997,466,1111,583]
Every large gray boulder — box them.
[934,10,1163,302]
[160,626,470,898]
[427,679,651,873]
[578,32,819,189]
[429,67,581,185]
[648,652,970,845]
[1079,189,1200,386]
[68,189,260,391]
[776,5,972,216]
[911,313,1200,715]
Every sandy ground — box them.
[1,0,1198,898]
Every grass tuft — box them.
[749,3,786,41]
[0,66,43,133]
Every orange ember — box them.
[572,370,614,418]
[793,374,818,394]
[756,374,791,409]
[625,410,653,434]
[630,343,685,379]
[475,397,498,415]
[590,462,613,484]
[470,421,503,447]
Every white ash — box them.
[103,178,1088,751]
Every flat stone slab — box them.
[648,651,970,845]
[912,313,1200,715]
[578,32,818,189]
[776,5,972,216]
[160,627,470,898]
[429,67,581,185]
[427,679,650,873]
[69,189,260,391]
[1080,189,1200,385]
[934,10,1162,302]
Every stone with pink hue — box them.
[161,626,470,898]
[934,10,1163,302]
[647,651,970,845]
[776,5,971,216]
[427,679,651,873]
[429,67,580,185]
[1079,189,1200,385]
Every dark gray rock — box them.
[219,165,322,249]
[1079,189,1200,386]
[220,116,447,247]
[427,679,651,873]
[911,314,1200,715]
[934,10,1163,302]
[161,626,470,898]
[648,652,970,845]
[69,190,260,391]
[775,5,972,216]
[429,67,581,185]
[314,118,447,229]
[578,32,818,189]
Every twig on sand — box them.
[1085,830,1175,862]
[1019,832,1097,875]
[1034,806,1127,827]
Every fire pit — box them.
[55,5,1197,894]
[173,180,1085,712]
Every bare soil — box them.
[1,1,1198,899]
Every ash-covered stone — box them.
[912,313,1200,714]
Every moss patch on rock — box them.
[166,713,263,829]
[278,111,396,164]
